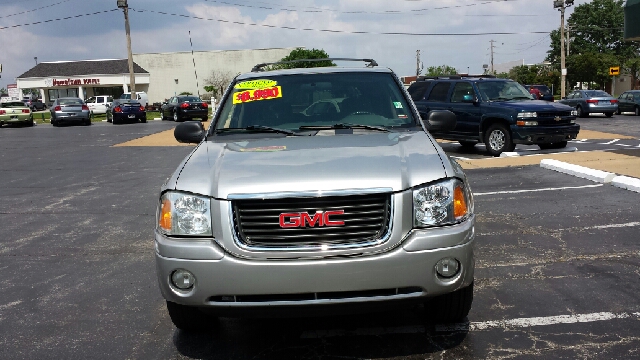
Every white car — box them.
[120,91,148,108]
[86,95,113,114]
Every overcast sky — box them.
[0,0,591,90]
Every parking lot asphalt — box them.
[1,115,639,359]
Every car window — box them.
[407,82,431,102]
[58,98,83,105]
[1,101,27,108]
[635,93,640,100]
[170,97,178,104]
[179,96,202,103]
[107,96,113,102]
[214,72,415,131]
[426,82,451,102]
[450,82,475,103]
[533,85,551,95]
[584,90,609,97]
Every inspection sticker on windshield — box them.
[234,79,277,90]
[233,86,282,104]
[393,102,403,109]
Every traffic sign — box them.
[609,66,620,76]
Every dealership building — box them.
[16,47,296,105]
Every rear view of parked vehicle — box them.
[616,90,640,116]
[0,101,34,127]
[558,90,618,118]
[86,95,113,115]
[50,98,91,127]
[524,85,554,102]
[106,99,147,124]
[160,95,209,121]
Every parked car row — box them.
[557,90,618,118]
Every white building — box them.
[16,47,297,105]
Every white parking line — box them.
[300,312,640,338]
[474,184,603,196]
[600,139,620,145]
[562,221,640,231]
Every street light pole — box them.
[117,0,135,99]
[555,0,574,99]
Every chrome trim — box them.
[227,187,394,200]
[229,193,395,252]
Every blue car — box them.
[558,90,618,118]
[106,99,147,124]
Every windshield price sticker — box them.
[233,86,282,104]
[234,79,277,90]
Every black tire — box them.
[160,110,166,121]
[484,124,514,156]
[166,301,216,332]
[425,282,474,323]
[616,108,621,115]
[84,119,91,126]
[605,112,613,118]
[112,116,118,125]
[26,119,34,127]
[576,106,588,118]
[140,117,147,123]
[458,141,478,148]
[635,106,639,116]
[173,111,180,122]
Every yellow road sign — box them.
[609,66,620,76]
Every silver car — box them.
[50,97,91,126]
[558,89,618,118]
[155,60,476,332]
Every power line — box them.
[202,0,523,16]
[131,7,550,37]
[0,9,119,30]
[0,0,73,19]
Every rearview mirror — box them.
[175,121,206,144]
[420,110,457,132]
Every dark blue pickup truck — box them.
[408,76,580,156]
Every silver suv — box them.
[155,59,476,331]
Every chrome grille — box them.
[232,193,391,249]
[536,111,574,125]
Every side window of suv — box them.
[450,82,474,103]
[426,82,451,102]
[408,82,431,102]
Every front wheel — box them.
[458,140,478,148]
[160,110,166,120]
[484,124,514,156]
[605,112,613,118]
[577,106,588,118]
[635,106,639,116]
[173,111,179,122]
[424,282,474,323]
[166,301,217,332]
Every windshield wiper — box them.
[299,123,390,132]
[215,125,305,136]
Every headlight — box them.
[571,110,578,116]
[157,192,212,236]
[517,112,537,118]
[413,179,473,228]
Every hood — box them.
[492,99,573,112]
[173,131,448,199]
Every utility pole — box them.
[117,0,135,99]
[490,40,496,74]
[555,0,574,99]
[416,50,423,77]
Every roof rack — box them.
[417,74,497,81]
[251,58,378,72]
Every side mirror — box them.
[462,94,475,103]
[421,110,457,132]
[175,121,206,144]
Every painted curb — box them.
[500,152,519,157]
[611,176,640,193]
[540,159,616,183]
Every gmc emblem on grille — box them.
[279,210,345,228]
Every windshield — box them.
[584,90,610,98]
[214,72,415,132]
[477,81,533,101]
[1,101,27,108]
[120,94,131,100]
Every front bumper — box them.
[512,124,580,144]
[155,217,475,315]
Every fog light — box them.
[171,269,195,290]
[435,258,460,278]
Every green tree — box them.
[546,0,639,69]
[424,65,458,76]
[566,52,618,88]
[623,57,640,90]
[268,48,335,70]
[507,65,540,85]
[204,70,234,99]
